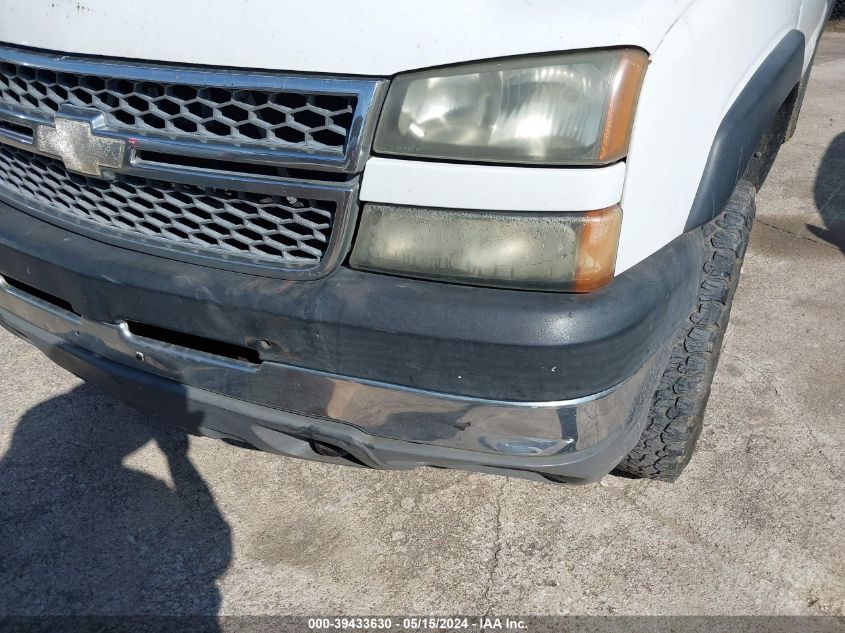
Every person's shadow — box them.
[0,383,232,621]
[809,132,845,253]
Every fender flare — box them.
[684,30,805,231]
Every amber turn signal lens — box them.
[597,50,649,163]
[573,206,623,292]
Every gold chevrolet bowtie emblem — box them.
[34,115,125,178]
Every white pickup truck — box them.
[0,0,834,483]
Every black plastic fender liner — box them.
[685,30,805,231]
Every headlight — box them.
[349,204,622,292]
[373,49,648,165]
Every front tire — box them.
[615,180,756,481]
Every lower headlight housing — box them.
[349,204,622,292]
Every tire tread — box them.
[614,180,756,481]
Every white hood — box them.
[0,0,695,75]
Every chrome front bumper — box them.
[0,272,667,482]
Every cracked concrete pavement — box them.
[1,31,843,618]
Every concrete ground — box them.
[1,32,843,619]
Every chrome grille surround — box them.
[0,43,387,279]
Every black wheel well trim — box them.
[684,29,805,231]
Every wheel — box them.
[614,180,756,481]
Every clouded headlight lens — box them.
[374,49,648,165]
[350,204,622,292]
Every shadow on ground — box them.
[810,132,845,252]
[0,384,232,620]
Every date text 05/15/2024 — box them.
[307,617,529,630]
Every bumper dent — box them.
[0,276,666,481]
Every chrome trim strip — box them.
[0,104,42,146]
[0,126,32,145]
[0,43,388,173]
[0,278,664,458]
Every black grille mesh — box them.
[0,144,336,264]
[0,61,356,152]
